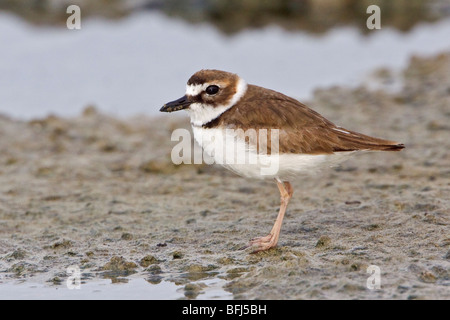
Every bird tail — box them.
[332,128,405,152]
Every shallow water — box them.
[0,11,449,119]
[0,277,231,300]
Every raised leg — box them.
[244,179,293,253]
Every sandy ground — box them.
[0,53,449,300]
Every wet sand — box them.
[0,53,449,299]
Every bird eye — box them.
[205,85,219,95]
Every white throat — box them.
[187,78,247,127]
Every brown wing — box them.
[206,85,404,155]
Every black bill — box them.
[160,95,191,112]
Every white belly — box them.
[192,126,353,180]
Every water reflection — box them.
[161,0,448,35]
[0,278,182,299]
[0,277,232,300]
[1,0,449,35]
[1,10,449,119]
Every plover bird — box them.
[160,69,404,252]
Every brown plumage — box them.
[203,84,404,155]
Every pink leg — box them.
[245,179,293,253]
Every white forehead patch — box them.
[185,83,210,96]
[188,77,247,127]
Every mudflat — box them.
[0,53,449,299]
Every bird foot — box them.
[240,233,278,253]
